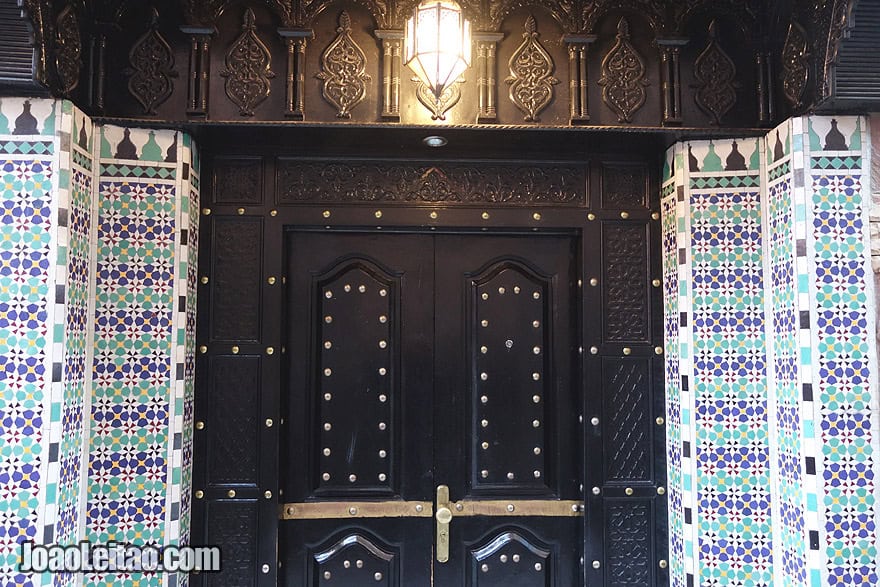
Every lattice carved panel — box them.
[314,260,399,495]
[212,157,263,204]
[207,355,260,485]
[602,358,652,482]
[602,223,649,343]
[602,164,648,209]
[206,500,258,587]
[471,262,551,492]
[210,217,262,341]
[606,500,652,586]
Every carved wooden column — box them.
[180,26,215,115]
[755,50,773,125]
[375,30,404,120]
[474,32,504,123]
[87,21,117,112]
[656,38,688,125]
[564,35,595,124]
[278,29,312,119]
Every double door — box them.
[281,231,582,585]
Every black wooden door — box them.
[280,231,581,586]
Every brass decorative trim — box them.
[281,501,433,519]
[450,499,584,517]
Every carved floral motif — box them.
[415,79,463,120]
[598,18,648,123]
[505,16,559,122]
[317,12,371,118]
[220,8,275,116]
[693,20,737,125]
[127,8,177,115]
[55,5,81,95]
[781,21,809,108]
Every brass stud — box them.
[379,422,386,430]
[270,209,277,217]
[533,346,541,355]
[481,212,490,220]
[344,284,351,292]
[501,555,508,563]
[532,419,540,428]
[358,285,366,293]
[231,345,239,354]
[592,561,601,569]
[481,372,488,381]
[324,571,332,580]
[195,421,205,430]
[322,473,330,481]
[620,211,630,219]
[322,210,331,218]
[324,341,332,350]
[265,418,273,428]
[325,290,333,299]
[323,448,331,456]
[349,474,357,483]
[587,213,596,221]
[655,346,664,355]
[481,320,489,327]
[195,490,204,499]
[266,347,274,355]
[325,315,333,323]
[657,486,666,495]
[286,505,295,516]
[482,292,489,300]
[264,490,272,499]
[200,276,209,284]
[590,416,600,426]
[659,560,668,569]
[590,346,598,355]
[535,562,542,571]
[506,501,515,508]
[513,554,520,563]
[374,572,383,581]
[652,279,661,287]
[379,394,387,402]
[267,276,276,285]
[533,212,542,221]
[481,470,489,478]
[324,392,332,401]
[201,208,211,216]
[481,419,489,428]
[374,210,383,219]
[349,506,358,515]
[513,286,521,294]
[656,416,665,425]
[378,473,386,481]
[481,396,489,404]
[455,503,463,511]
[227,490,236,498]
[379,450,387,458]
[415,504,423,512]
[652,212,660,220]
[379,315,387,323]
[532,372,540,381]
[480,346,488,354]
[379,367,386,375]
[237,207,245,215]
[378,340,387,349]
[532,395,541,403]
[625,487,633,496]
[589,278,598,286]
[379,288,387,297]
[498,286,506,294]
[482,442,489,449]
[324,368,332,376]
[532,291,541,300]
[534,470,541,479]
[324,422,332,431]
[533,320,540,328]
[623,347,631,355]
[430,211,438,219]
[481,564,489,572]
[534,447,541,455]
[199,345,207,354]
[592,486,601,495]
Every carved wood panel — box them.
[602,358,652,482]
[212,157,264,204]
[207,355,261,485]
[205,500,259,586]
[602,222,649,343]
[210,216,263,341]
[605,499,653,586]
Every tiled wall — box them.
[663,116,878,587]
[0,98,197,587]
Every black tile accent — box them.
[182,163,190,180]
[52,362,62,382]
[794,168,804,188]
[171,502,180,521]
[796,239,806,256]
[679,312,688,327]
[678,248,687,265]
[806,457,816,475]
[180,229,188,244]
[177,363,185,381]
[683,441,691,458]
[57,207,68,227]
[809,530,820,550]
[55,284,65,304]
[684,508,692,525]
[174,432,182,450]
[681,375,689,391]
[803,383,813,401]
[49,442,59,462]
[800,311,810,329]
[43,524,54,543]
[178,295,186,312]
[677,185,685,200]
[687,572,694,587]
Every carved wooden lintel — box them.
[180,25,216,116]
[279,28,313,119]
[655,38,688,125]
[473,32,504,123]
[375,29,403,120]
[564,34,596,124]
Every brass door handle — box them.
[435,485,452,563]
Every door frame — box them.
[192,150,667,587]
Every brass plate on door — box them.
[280,501,433,520]
[450,499,584,517]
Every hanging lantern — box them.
[404,1,472,102]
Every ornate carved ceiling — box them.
[9,0,862,129]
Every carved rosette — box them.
[505,16,559,122]
[693,20,737,125]
[781,21,809,108]
[220,8,276,116]
[597,18,649,123]
[55,5,82,95]
[127,8,177,115]
[317,12,371,118]
[415,79,463,120]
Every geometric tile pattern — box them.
[765,119,808,587]
[661,147,684,587]
[805,117,877,587]
[86,126,185,587]
[0,103,56,587]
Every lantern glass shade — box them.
[404,1,471,100]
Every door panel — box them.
[282,233,434,585]
[433,235,581,586]
[281,232,581,586]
